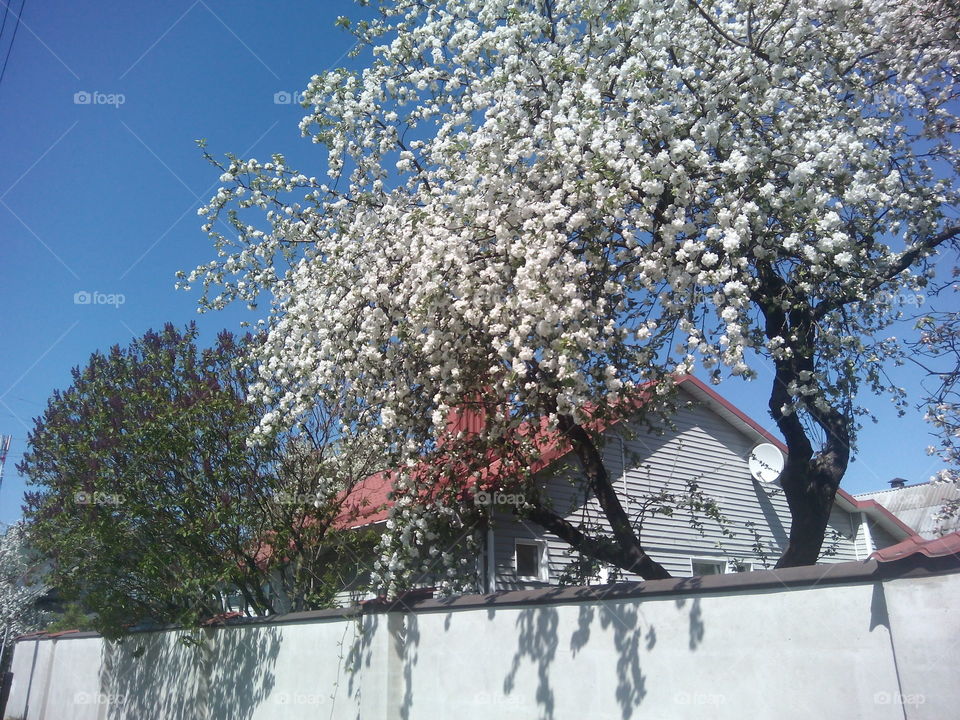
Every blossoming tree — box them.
[914,274,960,531]
[183,0,959,587]
[0,523,49,638]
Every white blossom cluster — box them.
[0,523,49,636]
[919,281,960,528]
[370,467,485,595]
[183,0,959,588]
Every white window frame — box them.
[590,566,612,585]
[515,539,549,581]
[726,560,754,573]
[689,558,726,577]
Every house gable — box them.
[331,375,914,592]
[490,382,907,588]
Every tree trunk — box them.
[523,503,672,579]
[524,368,671,580]
[524,411,671,580]
[774,464,839,568]
[754,266,852,569]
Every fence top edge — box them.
[16,553,958,642]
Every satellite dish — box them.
[748,443,784,484]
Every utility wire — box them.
[0,0,26,90]
[0,1,11,51]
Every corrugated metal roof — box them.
[855,482,960,539]
[871,530,960,561]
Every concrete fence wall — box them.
[5,557,958,720]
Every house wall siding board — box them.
[869,520,900,552]
[492,390,870,588]
[818,506,861,563]
[491,513,575,589]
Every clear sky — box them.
[0,0,952,526]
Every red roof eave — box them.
[836,491,917,539]
[871,530,960,562]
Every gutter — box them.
[486,522,496,594]
[860,511,875,557]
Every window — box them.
[515,540,548,580]
[690,559,725,576]
[727,560,754,573]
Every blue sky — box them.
[0,0,951,526]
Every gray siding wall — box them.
[868,519,900,551]
[492,388,873,589]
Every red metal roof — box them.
[871,530,960,562]
[337,470,394,528]
[333,386,643,529]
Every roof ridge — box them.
[854,481,933,497]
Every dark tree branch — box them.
[687,0,771,63]
[522,501,670,580]
[526,365,672,580]
[814,225,960,320]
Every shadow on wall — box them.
[869,582,890,632]
[504,605,560,718]
[99,624,282,719]
[342,612,380,712]
[498,584,707,720]
[397,612,421,720]
[341,610,421,720]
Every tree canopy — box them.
[19,324,378,635]
[183,0,960,587]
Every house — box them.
[336,376,913,598]
[855,479,960,540]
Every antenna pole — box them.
[0,435,11,491]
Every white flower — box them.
[834,251,854,267]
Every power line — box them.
[0,1,11,50]
[0,0,26,90]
